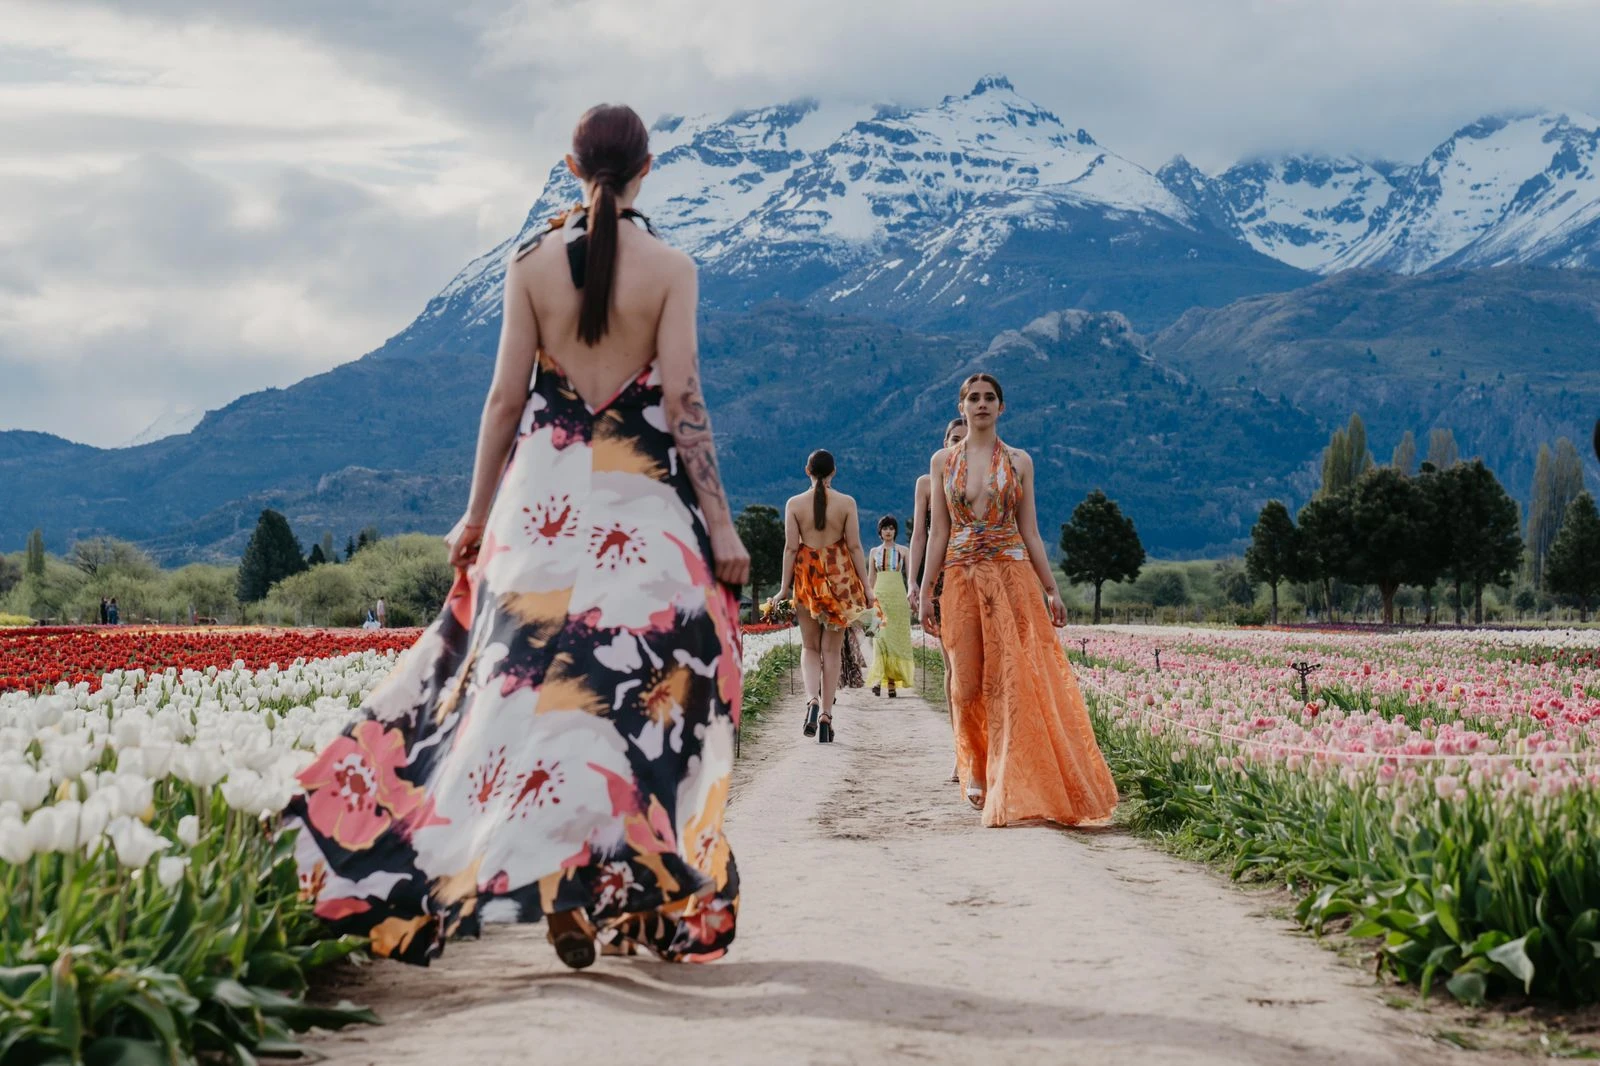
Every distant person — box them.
[99,597,109,625]
[188,603,197,626]
[865,515,913,698]
[286,103,747,972]
[919,372,1116,827]
[909,416,968,780]
[107,598,119,625]
[361,609,379,631]
[374,597,387,628]
[776,449,873,744]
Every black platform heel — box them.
[802,698,820,737]
[818,713,834,744]
[547,909,597,970]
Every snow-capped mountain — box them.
[1160,154,1401,272]
[1332,111,1600,272]
[401,80,1600,359]
[409,75,1304,342]
[1166,110,1600,275]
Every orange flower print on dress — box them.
[298,720,422,851]
[792,540,867,630]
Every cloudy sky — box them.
[3,0,1599,446]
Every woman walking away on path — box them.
[909,416,967,781]
[866,516,914,697]
[919,374,1116,827]
[285,103,750,971]
[777,449,872,744]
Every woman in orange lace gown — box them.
[917,373,1117,827]
[777,450,872,744]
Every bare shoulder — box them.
[930,446,952,472]
[1008,446,1034,473]
[635,233,695,275]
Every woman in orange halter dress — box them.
[917,373,1117,827]
[777,449,872,743]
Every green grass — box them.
[738,643,800,736]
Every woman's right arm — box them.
[907,475,930,611]
[845,504,874,608]
[449,257,541,568]
[918,451,952,633]
[777,504,799,600]
[656,252,750,587]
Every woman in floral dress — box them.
[776,449,872,744]
[918,374,1116,827]
[285,104,750,969]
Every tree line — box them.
[1245,416,1600,625]
[4,511,449,627]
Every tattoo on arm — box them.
[673,374,727,512]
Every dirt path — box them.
[308,681,1474,1066]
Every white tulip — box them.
[0,816,33,865]
[220,771,265,814]
[174,747,226,788]
[106,816,169,869]
[78,793,115,854]
[156,855,189,889]
[24,807,55,854]
[176,814,200,847]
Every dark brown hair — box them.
[944,416,968,444]
[877,514,899,537]
[571,104,651,345]
[806,450,835,531]
[958,373,1004,404]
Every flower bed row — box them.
[1071,624,1600,1004]
[0,627,421,694]
[0,624,798,1063]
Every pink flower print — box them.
[508,759,566,818]
[299,721,422,851]
[681,897,735,945]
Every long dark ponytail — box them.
[807,450,836,531]
[571,104,650,346]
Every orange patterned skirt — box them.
[793,541,868,631]
[941,557,1117,828]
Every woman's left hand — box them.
[446,515,487,570]
[1047,591,1067,628]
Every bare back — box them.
[516,217,689,407]
[786,489,857,550]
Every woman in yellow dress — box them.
[918,373,1117,827]
[866,516,914,697]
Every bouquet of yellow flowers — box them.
[759,595,795,625]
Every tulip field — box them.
[6,619,1600,1062]
[1073,624,1600,1006]
[0,626,794,1064]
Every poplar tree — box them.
[1425,427,1460,471]
[1390,431,1418,476]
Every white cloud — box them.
[3,0,1599,444]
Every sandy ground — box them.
[307,679,1479,1066]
